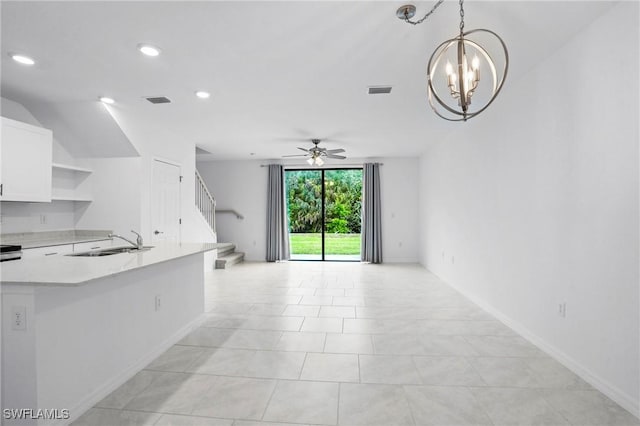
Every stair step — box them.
[216,243,236,257]
[215,251,245,269]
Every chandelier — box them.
[397,0,509,121]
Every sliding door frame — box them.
[285,167,362,262]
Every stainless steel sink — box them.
[66,246,153,257]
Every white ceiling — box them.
[1,1,615,160]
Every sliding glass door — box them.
[286,168,362,261]
[285,170,323,260]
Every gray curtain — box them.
[266,164,290,262]
[361,163,382,263]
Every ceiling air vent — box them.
[368,86,393,95]
[145,96,171,104]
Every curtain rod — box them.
[260,163,383,168]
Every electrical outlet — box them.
[155,295,161,312]
[40,214,47,224]
[12,306,26,331]
[558,302,566,318]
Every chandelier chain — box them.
[402,0,445,25]
[459,0,465,32]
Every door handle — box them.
[154,230,164,235]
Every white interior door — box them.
[151,159,181,243]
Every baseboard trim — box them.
[60,313,206,426]
[436,272,639,419]
[383,257,420,263]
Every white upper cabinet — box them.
[0,117,53,202]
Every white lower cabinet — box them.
[21,240,113,259]
[22,244,74,258]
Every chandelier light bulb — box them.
[445,61,453,75]
[471,55,480,70]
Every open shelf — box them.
[51,163,93,203]
[51,196,93,202]
[52,163,93,174]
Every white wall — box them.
[74,158,142,237]
[418,2,638,415]
[197,157,419,262]
[104,108,213,245]
[1,202,76,233]
[378,158,420,262]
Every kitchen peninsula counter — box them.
[1,241,218,425]
[1,242,223,286]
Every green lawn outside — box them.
[290,233,361,255]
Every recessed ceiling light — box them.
[137,43,161,57]
[195,91,211,99]
[10,53,35,66]
[99,97,115,104]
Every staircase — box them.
[215,243,245,269]
[195,168,245,269]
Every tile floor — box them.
[74,262,639,426]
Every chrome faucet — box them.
[109,230,143,250]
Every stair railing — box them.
[195,169,216,233]
[215,209,244,220]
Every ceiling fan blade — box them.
[325,154,347,159]
[325,148,345,154]
[282,154,308,157]
[297,147,310,153]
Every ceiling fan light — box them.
[306,157,314,165]
[315,157,324,166]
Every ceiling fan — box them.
[282,139,346,166]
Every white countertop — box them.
[0,242,222,287]
[1,229,113,249]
